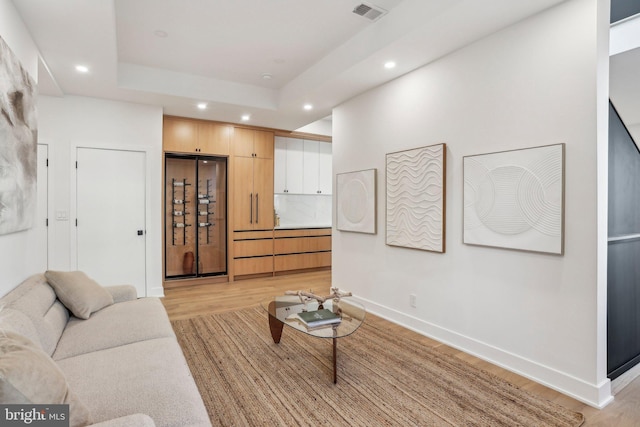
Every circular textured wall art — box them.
[474,165,545,236]
[336,169,376,234]
[463,143,564,254]
[341,178,368,224]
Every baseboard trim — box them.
[352,295,613,409]
[611,362,640,395]
[148,285,165,298]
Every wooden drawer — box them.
[234,256,273,275]
[234,230,273,241]
[274,252,331,272]
[274,236,331,255]
[234,239,273,257]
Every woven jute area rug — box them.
[171,307,584,426]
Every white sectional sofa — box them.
[0,272,211,427]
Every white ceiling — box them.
[13,0,569,132]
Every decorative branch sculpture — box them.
[285,287,352,311]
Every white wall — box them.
[333,0,611,408]
[37,96,164,296]
[0,0,41,295]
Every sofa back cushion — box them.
[0,274,69,356]
[0,309,40,347]
[44,271,114,320]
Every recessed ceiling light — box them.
[75,65,89,73]
[154,30,168,38]
[261,73,273,80]
[197,102,207,110]
[241,114,250,121]
[303,104,313,111]
[384,61,396,69]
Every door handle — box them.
[249,193,253,224]
[255,193,259,223]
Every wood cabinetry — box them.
[162,116,332,282]
[232,128,274,231]
[233,127,274,159]
[233,230,273,276]
[163,117,231,155]
[274,228,331,272]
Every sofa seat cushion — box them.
[45,271,114,320]
[0,331,93,427]
[52,298,175,361]
[56,338,211,427]
[90,414,156,427]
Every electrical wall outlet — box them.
[409,294,417,308]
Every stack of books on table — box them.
[297,309,341,330]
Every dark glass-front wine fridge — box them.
[165,154,227,279]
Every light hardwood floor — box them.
[161,270,640,426]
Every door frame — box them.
[28,142,53,270]
[70,142,152,295]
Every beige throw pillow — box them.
[0,331,92,427]
[45,271,114,320]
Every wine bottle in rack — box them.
[173,223,192,228]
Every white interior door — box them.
[76,147,146,295]
[27,143,49,271]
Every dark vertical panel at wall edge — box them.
[610,100,640,156]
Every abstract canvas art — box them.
[463,143,565,254]
[386,143,446,252]
[0,36,37,235]
[336,168,376,234]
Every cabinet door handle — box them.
[250,193,253,224]
[255,193,259,223]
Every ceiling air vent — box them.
[352,2,387,21]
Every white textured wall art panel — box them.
[336,169,376,234]
[386,144,446,252]
[463,143,564,254]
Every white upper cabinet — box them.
[275,137,332,195]
[274,136,303,193]
[318,141,332,194]
[303,140,319,194]
[303,140,332,195]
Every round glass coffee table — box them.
[261,295,366,383]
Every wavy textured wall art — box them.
[336,169,376,234]
[463,144,565,254]
[386,144,446,253]
[0,36,37,235]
